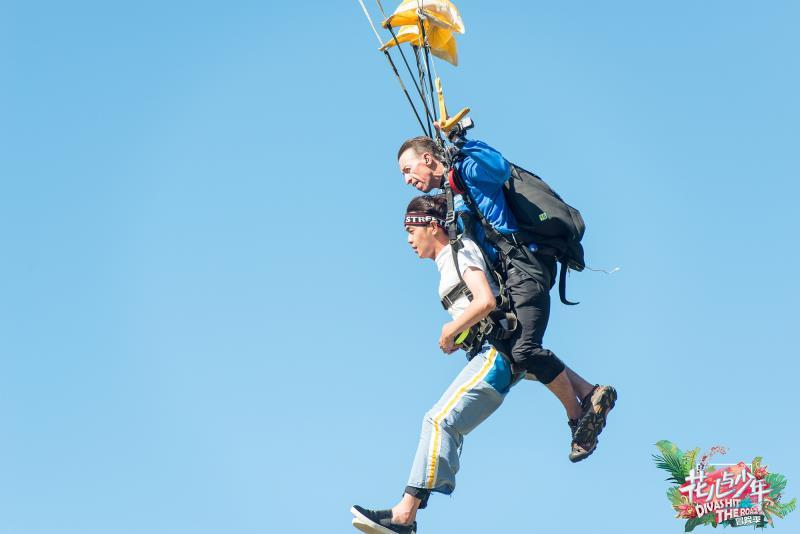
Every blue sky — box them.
[1,1,798,533]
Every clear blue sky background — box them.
[1,1,798,533]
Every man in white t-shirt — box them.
[435,235,499,319]
[350,195,518,534]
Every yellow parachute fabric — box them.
[379,0,464,66]
[380,23,458,66]
[382,0,465,34]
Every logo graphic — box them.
[653,441,796,531]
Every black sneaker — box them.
[575,385,617,446]
[351,505,417,534]
[568,418,597,463]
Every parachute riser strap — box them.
[444,184,459,244]
[441,148,461,254]
[441,145,462,242]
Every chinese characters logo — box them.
[653,441,796,531]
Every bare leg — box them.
[545,370,582,420]
[391,493,421,525]
[564,366,594,401]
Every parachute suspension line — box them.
[416,2,438,107]
[375,0,437,137]
[428,37,440,81]
[416,7,443,143]
[424,25,445,145]
[428,57,445,146]
[412,45,432,133]
[384,23,436,136]
[357,0,429,135]
[357,0,384,45]
[384,50,429,134]
[368,0,455,139]
[375,0,389,18]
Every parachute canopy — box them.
[357,0,470,135]
[380,0,465,66]
[380,22,458,65]
[381,0,465,33]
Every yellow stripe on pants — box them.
[425,348,497,489]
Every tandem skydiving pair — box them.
[350,131,617,534]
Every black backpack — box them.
[504,164,585,272]
[449,163,586,305]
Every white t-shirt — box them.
[435,238,500,320]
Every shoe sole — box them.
[353,519,385,534]
[351,507,415,534]
[569,438,598,463]
[575,386,617,443]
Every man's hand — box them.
[439,322,459,354]
[434,120,472,146]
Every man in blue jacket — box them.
[397,134,616,461]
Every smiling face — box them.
[405,223,442,260]
[398,148,444,192]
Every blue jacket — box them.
[453,138,532,264]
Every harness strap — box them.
[440,280,472,310]
[488,309,518,340]
[455,168,579,306]
[440,150,520,356]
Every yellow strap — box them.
[436,77,469,133]
[454,329,471,345]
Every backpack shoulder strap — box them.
[558,260,579,305]
[454,167,580,306]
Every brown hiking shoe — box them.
[568,419,597,463]
[575,385,617,447]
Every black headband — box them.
[404,211,446,228]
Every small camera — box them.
[447,117,474,143]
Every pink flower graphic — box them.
[675,504,697,519]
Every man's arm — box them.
[439,266,495,353]
[456,139,511,193]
